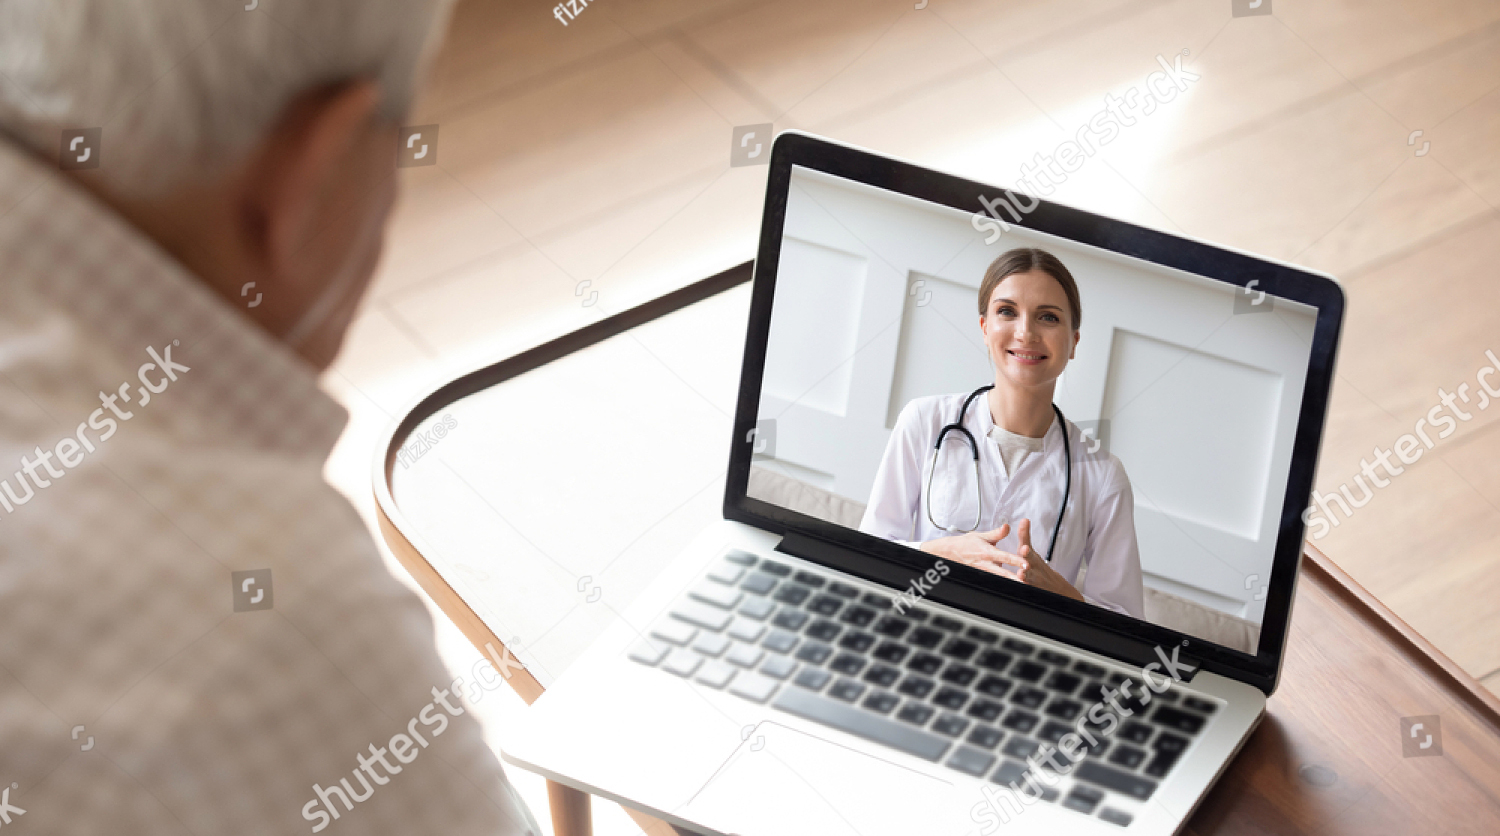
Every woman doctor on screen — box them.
[858,248,1144,619]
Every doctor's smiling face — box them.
[980,268,1080,392]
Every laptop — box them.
[500,131,1344,835]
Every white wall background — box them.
[751,166,1318,624]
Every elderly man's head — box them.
[0,0,456,368]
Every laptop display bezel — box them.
[722,131,1344,695]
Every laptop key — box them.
[1119,721,1153,745]
[773,687,950,761]
[909,627,945,649]
[628,640,667,666]
[860,591,892,607]
[828,581,860,598]
[1151,706,1206,735]
[896,676,934,699]
[1037,649,1070,665]
[1000,710,1039,734]
[931,615,964,632]
[724,642,763,668]
[758,560,791,577]
[966,700,1004,722]
[772,583,811,606]
[795,642,832,665]
[873,616,912,638]
[828,679,866,702]
[1001,737,1040,761]
[976,676,1013,698]
[1001,638,1034,655]
[940,638,979,661]
[1144,749,1182,778]
[933,687,969,710]
[1098,808,1133,828]
[907,652,943,675]
[837,631,875,653]
[805,619,841,642]
[808,595,844,617]
[829,654,865,676]
[694,660,737,689]
[792,570,826,588]
[1108,744,1146,769]
[672,600,733,631]
[1044,699,1082,721]
[771,609,809,631]
[650,620,697,646]
[940,664,977,687]
[1011,660,1047,683]
[896,703,934,727]
[1153,732,1188,753]
[1063,785,1104,815]
[707,563,745,585]
[1012,686,1047,709]
[839,606,876,628]
[862,691,900,714]
[1182,696,1218,714]
[761,629,799,655]
[723,549,758,566]
[967,725,1004,750]
[1075,761,1158,800]
[759,653,795,679]
[726,617,765,644]
[945,746,996,777]
[1037,721,1071,744]
[691,632,730,657]
[1043,671,1081,695]
[662,649,702,677]
[728,671,780,704]
[873,642,909,664]
[975,650,1012,673]
[1073,661,1107,678]
[965,626,999,643]
[794,667,831,691]
[862,665,900,687]
[739,572,777,596]
[738,597,776,621]
[931,714,970,737]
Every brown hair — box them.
[976,248,1082,331]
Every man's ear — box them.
[237,80,383,277]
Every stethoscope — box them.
[919,384,1072,563]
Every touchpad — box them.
[677,721,971,836]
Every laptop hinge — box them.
[775,529,1205,684]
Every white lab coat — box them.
[859,392,1145,619]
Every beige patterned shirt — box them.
[0,136,538,836]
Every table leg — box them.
[547,780,592,836]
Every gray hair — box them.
[0,0,455,195]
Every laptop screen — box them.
[744,162,1325,658]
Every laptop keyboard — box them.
[628,549,1221,828]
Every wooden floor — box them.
[321,0,1500,830]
